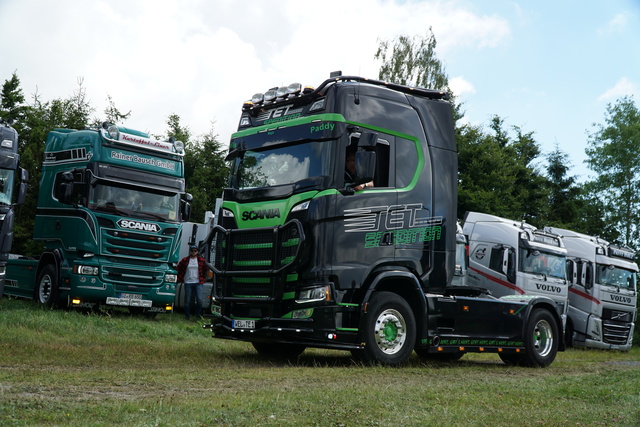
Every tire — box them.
[252,342,306,359]
[521,308,559,367]
[36,264,59,308]
[359,291,416,366]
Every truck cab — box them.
[0,119,28,297]
[6,123,189,313]
[545,227,637,350]
[204,74,563,367]
[462,212,568,322]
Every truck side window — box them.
[566,260,574,284]
[347,134,392,188]
[53,171,86,206]
[584,262,593,289]
[489,246,504,274]
[396,138,417,188]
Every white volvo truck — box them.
[544,227,637,350]
[463,212,569,325]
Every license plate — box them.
[232,319,255,329]
[120,293,142,300]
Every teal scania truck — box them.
[5,123,191,314]
[203,73,564,366]
[0,119,28,297]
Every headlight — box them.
[296,286,330,303]
[291,200,310,213]
[165,274,177,283]
[74,265,99,275]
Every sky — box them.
[1,0,639,182]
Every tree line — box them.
[377,29,640,252]
[2,30,639,255]
[0,72,228,255]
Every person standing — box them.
[177,245,207,320]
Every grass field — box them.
[1,297,639,426]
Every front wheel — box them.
[36,265,59,308]
[359,291,416,366]
[521,308,559,367]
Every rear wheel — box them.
[252,342,306,359]
[359,292,416,366]
[36,265,59,308]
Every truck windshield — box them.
[89,183,180,222]
[596,265,637,290]
[519,248,566,280]
[231,141,333,190]
[0,168,14,206]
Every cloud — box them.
[449,76,476,97]
[597,78,639,102]
[0,0,512,147]
[598,13,629,35]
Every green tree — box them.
[0,71,28,126]
[542,145,583,228]
[165,115,228,223]
[99,95,131,126]
[585,96,640,247]
[375,27,449,92]
[9,77,95,255]
[457,117,548,223]
[375,28,464,120]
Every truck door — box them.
[334,131,397,290]
[569,258,593,334]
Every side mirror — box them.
[59,172,75,205]
[181,195,192,222]
[16,167,28,205]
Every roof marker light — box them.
[174,140,185,154]
[276,86,289,98]
[287,83,302,95]
[107,125,119,140]
[264,89,277,102]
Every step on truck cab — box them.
[0,119,28,297]
[544,227,637,350]
[462,212,569,325]
[203,73,564,366]
[5,123,191,313]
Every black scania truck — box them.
[203,73,563,366]
[0,119,28,297]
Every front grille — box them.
[101,227,174,262]
[210,221,304,301]
[602,308,633,344]
[210,220,304,274]
[102,265,165,287]
[602,321,632,344]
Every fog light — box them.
[74,265,99,275]
[292,308,313,319]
